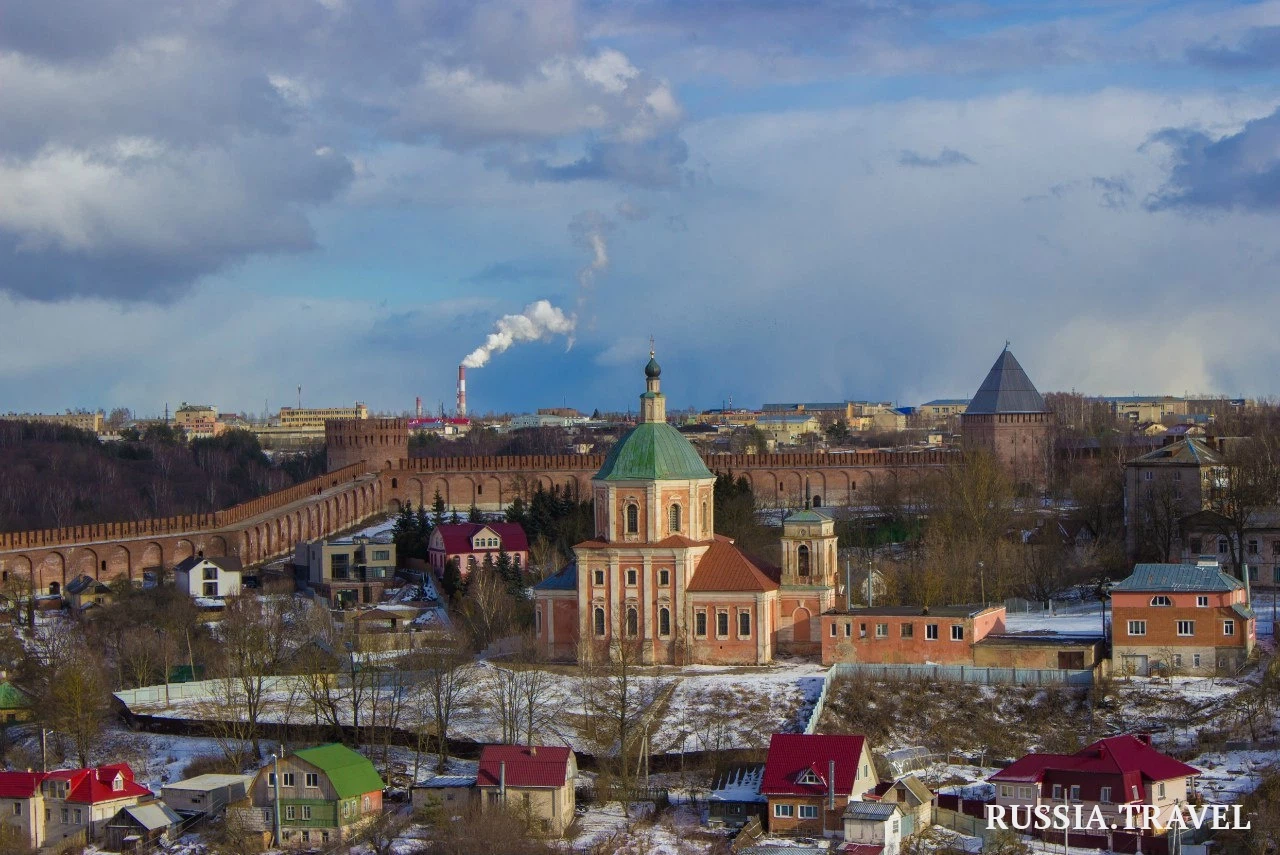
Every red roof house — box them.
[475,745,577,835]
[428,523,530,576]
[761,734,878,837]
[0,763,153,849]
[989,735,1200,827]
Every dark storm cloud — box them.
[898,148,975,168]
[1187,26,1280,71]
[1146,109,1280,213]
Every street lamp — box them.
[977,561,986,605]
[268,752,281,846]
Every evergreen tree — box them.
[496,548,518,593]
[481,552,495,573]
[505,496,528,527]
[391,502,420,561]
[416,502,432,538]
[450,509,461,525]
[468,503,483,523]
[431,490,448,529]
[441,558,463,603]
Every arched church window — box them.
[702,502,708,536]
[626,606,639,637]
[626,504,639,534]
[669,504,681,533]
[798,544,811,577]
[593,607,606,637]
[659,607,671,637]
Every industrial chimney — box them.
[415,396,422,418]
[456,365,467,417]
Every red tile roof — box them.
[687,541,780,592]
[842,845,885,855]
[761,734,867,798]
[477,745,573,789]
[0,764,151,804]
[434,523,529,555]
[990,735,1199,788]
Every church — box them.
[531,351,839,665]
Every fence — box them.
[803,673,831,734]
[113,675,311,709]
[829,662,1093,687]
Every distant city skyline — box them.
[2,2,1279,413]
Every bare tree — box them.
[217,595,297,759]
[415,635,477,773]
[28,634,113,767]
[459,568,518,652]
[1207,435,1280,583]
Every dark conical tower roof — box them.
[966,348,1047,414]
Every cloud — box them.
[898,148,975,168]
[1187,26,1280,71]
[1146,108,1280,213]
[1091,175,1132,210]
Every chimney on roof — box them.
[1136,734,1152,746]
[499,761,506,798]
[829,759,836,811]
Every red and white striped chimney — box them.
[456,365,467,417]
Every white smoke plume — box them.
[569,210,615,324]
[461,300,576,368]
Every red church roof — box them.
[990,735,1199,785]
[476,745,573,789]
[761,734,867,798]
[687,540,779,592]
[433,523,529,554]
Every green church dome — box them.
[595,421,714,482]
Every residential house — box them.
[476,745,576,836]
[1104,396,1189,424]
[103,802,183,852]
[64,574,113,612]
[428,522,530,577]
[1123,438,1226,558]
[989,734,1199,829]
[0,763,153,849]
[296,536,396,608]
[410,775,477,816]
[1179,509,1280,589]
[761,734,878,837]
[756,414,822,445]
[173,555,243,602]
[1110,560,1255,676]
[819,605,1005,667]
[0,681,33,725]
[842,800,904,855]
[707,764,766,829]
[873,775,933,836]
[916,399,969,424]
[243,743,384,846]
[161,773,252,816]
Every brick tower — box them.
[961,347,1053,490]
[776,506,839,656]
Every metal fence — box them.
[828,662,1093,687]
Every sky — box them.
[3,0,1280,418]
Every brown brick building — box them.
[819,605,1005,666]
[1110,560,1254,676]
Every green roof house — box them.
[0,681,32,725]
[243,744,384,847]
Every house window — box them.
[626,606,639,637]
[1017,786,1034,799]
[717,611,729,637]
[1197,596,1209,607]
[695,611,708,637]
[305,772,319,788]
[285,806,296,820]
[1143,471,1153,481]
[659,607,671,637]
[73,809,81,824]
[901,623,914,639]
[1000,785,1012,798]
[859,623,867,638]
[1224,619,1236,636]
[203,567,217,580]
[774,804,795,818]
[626,504,639,534]
[1218,539,1228,554]
[1177,620,1195,636]
[658,569,670,586]
[1128,620,1147,636]
[112,775,123,792]
[739,611,751,638]
[1069,785,1080,802]
[1173,654,1183,667]
[302,805,313,819]
[203,582,218,597]
[282,773,295,787]
[830,623,837,637]
[593,607,606,637]
[926,624,938,640]
[1150,595,1172,606]
[951,625,964,641]
[892,820,900,834]
[1189,537,1202,553]
[1052,785,1062,800]
[670,504,681,532]
[1249,539,1260,555]
[799,805,818,819]
[626,569,638,586]
[875,623,888,638]
[845,622,852,638]
[11,803,18,816]
[1100,787,1112,803]
[1157,782,1166,799]
[1194,654,1202,668]
[535,608,542,635]
[61,808,68,824]
[593,570,605,586]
